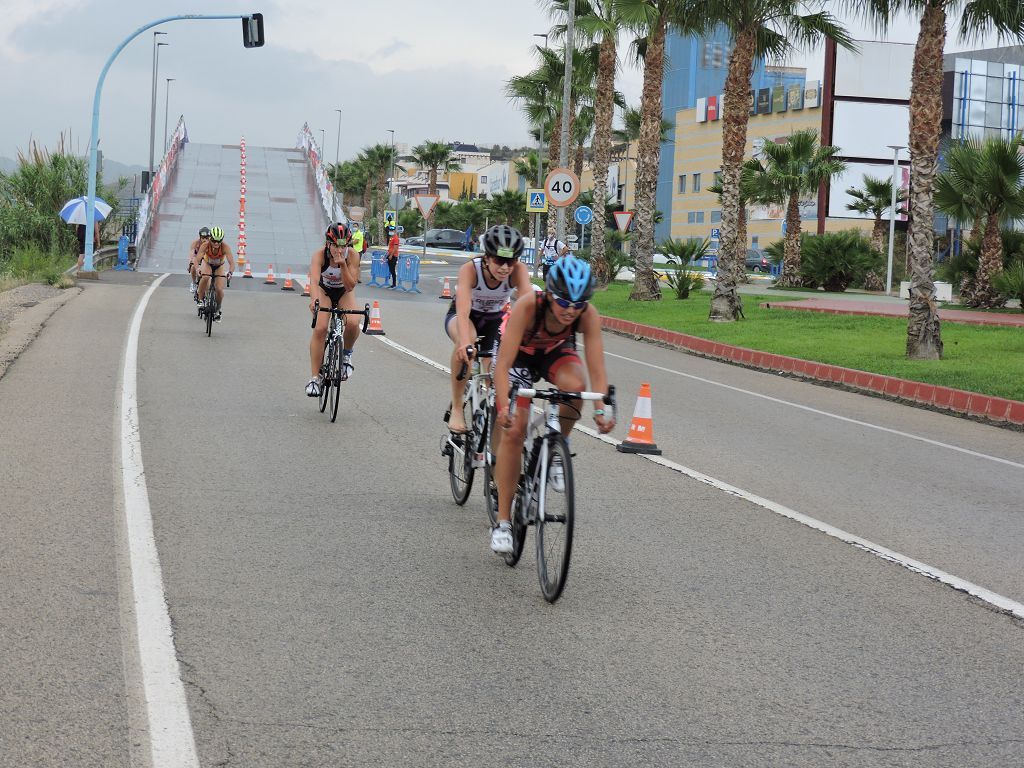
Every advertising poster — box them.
[757,88,772,115]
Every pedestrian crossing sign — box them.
[527,189,548,213]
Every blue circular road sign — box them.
[574,205,593,225]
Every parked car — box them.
[403,229,467,250]
[405,235,424,246]
[745,248,771,273]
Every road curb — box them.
[601,316,1024,427]
[0,288,81,382]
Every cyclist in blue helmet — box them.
[490,256,616,554]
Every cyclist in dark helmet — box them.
[443,224,532,433]
[306,223,361,397]
[490,256,615,554]
[188,226,212,299]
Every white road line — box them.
[603,349,1024,471]
[376,335,1024,621]
[119,273,200,767]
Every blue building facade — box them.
[654,27,805,243]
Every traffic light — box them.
[242,13,264,48]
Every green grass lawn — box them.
[591,282,1024,402]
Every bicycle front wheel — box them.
[319,343,334,414]
[482,404,498,527]
[536,435,575,602]
[204,298,214,337]
[448,397,474,505]
[329,341,342,423]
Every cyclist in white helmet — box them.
[443,224,533,433]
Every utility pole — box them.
[533,32,548,271]
[163,78,175,153]
[555,0,575,244]
[387,129,397,209]
[147,32,167,190]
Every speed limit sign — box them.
[544,167,580,208]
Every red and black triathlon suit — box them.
[508,292,582,390]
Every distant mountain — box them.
[0,155,146,193]
[0,156,16,173]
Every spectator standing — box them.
[539,233,569,281]
[386,227,400,288]
[76,224,100,271]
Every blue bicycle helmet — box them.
[545,257,595,303]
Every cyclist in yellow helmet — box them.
[196,226,235,321]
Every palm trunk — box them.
[871,215,885,253]
[905,0,945,359]
[375,171,386,243]
[590,33,616,289]
[777,192,803,286]
[629,17,666,302]
[735,200,749,284]
[709,29,756,321]
[973,210,1004,307]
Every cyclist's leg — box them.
[444,310,470,432]
[542,345,586,437]
[197,262,211,302]
[338,288,360,379]
[494,362,533,526]
[309,284,331,378]
[212,262,228,310]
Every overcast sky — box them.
[1,1,1009,169]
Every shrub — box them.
[799,230,879,292]
[659,237,709,299]
[993,260,1024,309]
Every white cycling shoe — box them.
[490,523,513,554]
[305,377,322,397]
[548,453,565,493]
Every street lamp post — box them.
[533,32,548,268]
[147,32,167,190]
[555,1,575,244]
[334,108,342,165]
[387,129,396,208]
[163,78,175,153]
[319,128,326,157]
[886,144,906,295]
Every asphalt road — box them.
[2,272,1023,767]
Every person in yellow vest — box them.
[350,225,365,283]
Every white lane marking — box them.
[602,349,1024,471]
[120,273,200,767]
[376,336,1024,621]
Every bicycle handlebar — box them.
[455,345,476,381]
[508,384,616,422]
[310,300,371,333]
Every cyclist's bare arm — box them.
[454,260,477,362]
[577,307,615,432]
[342,247,358,292]
[493,294,536,421]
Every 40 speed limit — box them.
[544,167,581,208]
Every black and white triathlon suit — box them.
[444,257,512,357]
[318,245,349,306]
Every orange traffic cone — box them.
[281,268,296,291]
[236,252,247,266]
[242,261,253,278]
[439,276,452,300]
[365,300,385,335]
[264,264,276,285]
[616,383,662,455]
[301,274,310,297]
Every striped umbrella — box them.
[59,196,112,225]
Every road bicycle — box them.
[197,271,230,337]
[311,299,370,423]
[503,384,616,603]
[441,340,498,518]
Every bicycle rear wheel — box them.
[536,435,574,602]
[503,485,528,567]
[448,397,474,505]
[319,342,334,414]
[329,340,342,423]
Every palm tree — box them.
[617,0,703,302]
[694,1,853,321]
[329,158,370,209]
[409,140,462,229]
[359,144,399,242]
[487,190,529,231]
[741,129,846,287]
[934,133,1024,307]
[845,174,907,254]
[855,0,1024,357]
[545,1,620,288]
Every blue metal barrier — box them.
[522,247,536,266]
[396,254,421,293]
[769,261,782,278]
[114,234,132,271]
[368,250,390,287]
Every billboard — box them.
[834,41,914,100]
[830,102,910,159]
[772,85,787,113]
[707,95,719,121]
[757,88,772,114]
[829,161,910,222]
[787,84,804,111]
